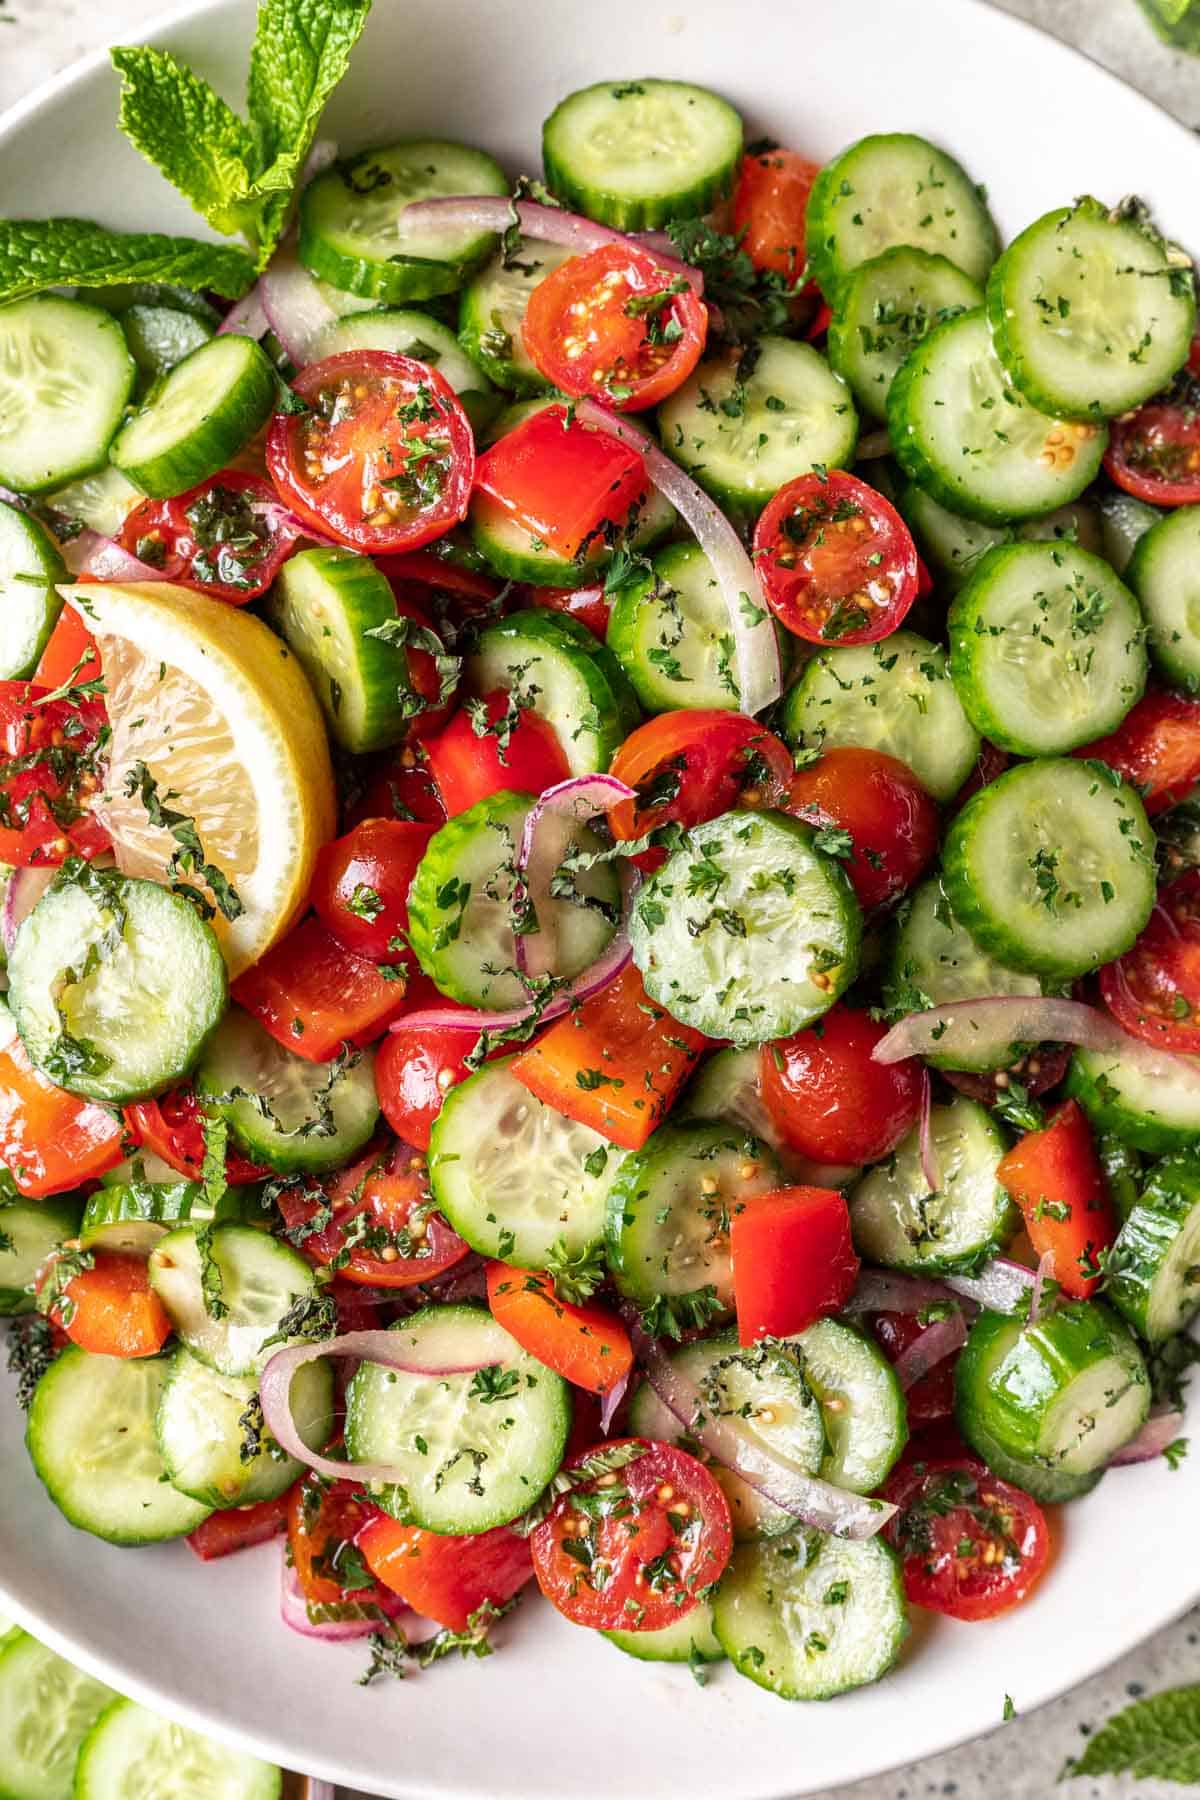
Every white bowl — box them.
[2,3,1198,1795]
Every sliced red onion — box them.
[61,529,168,581]
[218,283,269,341]
[625,1310,895,1539]
[398,197,702,294]
[843,1270,963,1317]
[918,1067,940,1195]
[574,399,781,717]
[260,244,339,365]
[892,1308,968,1391]
[1108,1409,1186,1467]
[2,866,55,954]
[301,137,339,185]
[514,773,636,979]
[280,1555,408,1642]
[855,429,892,461]
[872,996,1193,1078]
[599,1370,629,1437]
[943,1257,1038,1315]
[1028,1250,1055,1325]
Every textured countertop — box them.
[3,3,1200,1795]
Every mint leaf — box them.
[248,0,371,184]
[111,46,261,238]
[0,217,256,305]
[1061,1686,1200,1783]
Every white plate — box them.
[1,2,1198,1794]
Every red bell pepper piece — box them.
[996,1099,1118,1299]
[231,914,410,1061]
[730,1185,860,1344]
[186,1492,292,1561]
[0,1028,124,1195]
[357,1515,534,1630]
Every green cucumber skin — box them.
[1064,1047,1200,1156]
[0,1193,83,1315]
[950,1403,1101,1504]
[1098,1135,1143,1222]
[826,246,982,422]
[0,296,137,494]
[466,607,641,774]
[110,335,277,500]
[0,502,66,681]
[1127,506,1200,689]
[1106,1152,1200,1341]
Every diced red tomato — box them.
[608,711,792,868]
[474,404,647,558]
[115,470,302,602]
[759,1004,923,1165]
[33,608,101,693]
[1073,688,1200,814]
[39,1251,170,1357]
[752,471,920,645]
[530,1439,732,1630]
[358,1515,534,1630]
[1105,393,1200,506]
[781,746,938,912]
[530,584,611,640]
[944,1041,1073,1108]
[375,1013,500,1151]
[1100,872,1200,1051]
[729,1185,859,1344]
[731,147,820,279]
[0,1027,124,1195]
[347,745,448,830]
[883,1456,1051,1621]
[522,247,708,411]
[996,1099,1118,1300]
[231,916,410,1061]
[423,690,570,816]
[310,818,435,966]
[124,1083,268,1184]
[486,1261,633,1395]
[872,1312,956,1424]
[186,1492,292,1560]
[509,961,706,1151]
[0,680,110,867]
[288,1474,395,1610]
[276,1141,468,1288]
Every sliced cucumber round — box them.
[458,243,573,394]
[110,333,276,499]
[827,246,982,421]
[309,306,488,397]
[0,500,65,680]
[790,1316,908,1493]
[1066,1039,1200,1155]
[603,1599,723,1664]
[1100,489,1163,577]
[464,608,641,774]
[607,539,750,712]
[468,482,674,588]
[79,1178,237,1256]
[0,1192,82,1315]
[0,295,135,493]
[156,1343,333,1508]
[898,484,1012,593]
[1105,1151,1200,1342]
[148,1221,318,1379]
[74,1696,281,1800]
[1127,504,1200,689]
[680,1045,859,1186]
[122,302,214,391]
[0,1630,116,1800]
[45,462,142,538]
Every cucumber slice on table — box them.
[805,132,998,300]
[0,501,65,681]
[781,631,980,803]
[888,310,1109,524]
[606,539,750,712]
[468,480,673,587]
[27,1346,212,1543]
[345,1304,571,1533]
[110,333,276,499]
[629,810,862,1043]
[1127,504,1200,687]
[7,870,227,1104]
[658,338,857,513]
[299,140,508,302]
[827,246,983,421]
[942,758,1156,982]
[309,306,489,398]
[0,295,135,494]
[714,1531,907,1701]
[75,1696,281,1800]
[955,1300,1150,1503]
[542,78,742,229]
[156,1343,333,1508]
[986,201,1196,421]
[0,1630,116,1800]
[1066,1038,1200,1155]
[458,242,573,394]
[849,1095,1017,1274]
[604,1600,724,1664]
[464,608,641,775]
[79,1177,239,1256]
[429,1057,619,1269]
[0,1193,82,1314]
[1105,1152,1200,1341]
[122,302,214,389]
[947,541,1147,756]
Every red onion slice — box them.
[918,1067,940,1195]
[2,866,56,955]
[1028,1250,1055,1325]
[260,244,339,365]
[1108,1409,1186,1467]
[61,530,169,581]
[218,283,270,341]
[599,1370,630,1436]
[280,1554,409,1642]
[873,996,1199,1081]
[398,197,702,294]
[843,1270,963,1317]
[892,1308,968,1391]
[573,399,781,717]
[943,1257,1039,1315]
[515,773,636,979]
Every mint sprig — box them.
[0,218,258,305]
[1061,1685,1200,1784]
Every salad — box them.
[1,0,1200,1761]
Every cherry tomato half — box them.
[1074,688,1200,815]
[531,583,611,640]
[288,1473,393,1611]
[1105,391,1200,506]
[266,352,474,553]
[116,469,302,603]
[753,470,919,646]
[782,746,938,912]
[0,680,110,867]
[347,745,448,831]
[871,1312,956,1424]
[607,711,793,862]
[731,147,820,280]
[522,244,708,412]
[375,1015,498,1151]
[759,1004,923,1166]
[276,1142,468,1288]
[1100,872,1200,1052]
[883,1456,1050,1622]
[310,817,436,965]
[423,690,570,816]
[125,1084,269,1184]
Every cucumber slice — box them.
[1106,1152,1200,1341]
[605,1120,781,1318]
[0,1193,82,1315]
[468,482,674,587]
[74,1696,281,1800]
[0,295,135,493]
[464,608,641,775]
[299,141,509,303]
[805,132,998,300]
[110,333,276,499]
[79,1178,239,1256]
[781,631,980,803]
[0,501,65,680]
[26,1346,212,1543]
[407,789,619,1009]
[658,339,857,513]
[942,758,1156,982]
[888,310,1109,524]
[0,1630,116,1800]
[898,483,1012,594]
[606,539,753,712]
[680,1046,858,1187]
[630,810,862,1044]
[148,1221,318,1378]
[714,1531,907,1701]
[45,462,142,538]
[1127,504,1200,687]
[1100,489,1163,576]
[458,244,573,394]
[8,871,227,1104]
[986,201,1196,421]
[849,1095,1017,1275]
[1016,497,1104,554]
[888,877,1044,1073]
[603,1599,723,1664]
[947,542,1148,756]
[98,1149,197,1187]
[790,1316,908,1493]
[827,247,982,421]
[542,79,742,229]
[955,1301,1150,1500]
[1066,1040,1200,1155]
[1099,1134,1143,1223]
[309,307,489,399]
[194,1007,380,1175]
[345,1303,571,1532]
[156,1343,333,1508]
[122,303,214,390]
[77,282,222,327]
[429,1057,618,1269]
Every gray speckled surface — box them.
[3,2,1200,1794]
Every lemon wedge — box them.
[60,581,336,977]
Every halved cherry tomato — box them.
[288,1473,394,1610]
[883,1456,1050,1621]
[486,1261,634,1395]
[231,916,410,1062]
[276,1141,468,1288]
[358,1515,533,1630]
[0,680,110,866]
[376,593,459,745]
[522,246,708,411]
[996,1099,1117,1300]
[1101,872,1200,1052]
[753,471,920,645]
[871,1312,955,1424]
[375,550,503,606]
[944,1041,1073,1108]
[266,352,474,554]
[348,745,448,830]
[374,1004,505,1150]
[32,608,101,693]
[474,404,647,558]
[781,746,938,912]
[39,1251,170,1357]
[608,711,792,865]
[531,583,611,640]
[1074,688,1200,815]
[759,1004,923,1165]
[730,1185,859,1344]
[530,1439,732,1630]
[125,1083,268,1184]
[1105,390,1200,506]
[116,470,302,603]
[732,147,820,279]
[0,1027,124,1195]
[186,1492,292,1561]
[310,818,436,965]
[423,690,570,816]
